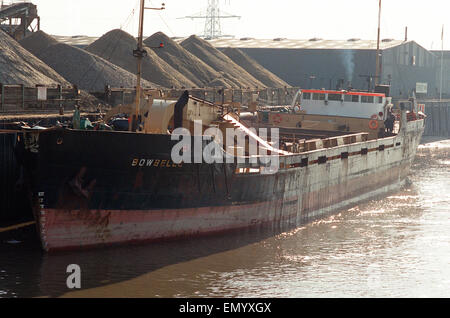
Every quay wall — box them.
[0,128,25,223]
[422,101,450,137]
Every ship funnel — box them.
[174,90,190,129]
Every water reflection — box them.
[1,224,296,297]
[1,137,449,298]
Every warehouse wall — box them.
[238,48,375,90]
[382,42,438,99]
[431,51,450,98]
[236,41,439,99]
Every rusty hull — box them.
[20,119,424,252]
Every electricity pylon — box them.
[179,0,240,39]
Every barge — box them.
[13,86,424,252]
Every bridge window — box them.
[312,93,325,100]
[302,92,311,100]
[328,94,342,101]
[361,96,374,103]
[345,95,360,102]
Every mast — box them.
[440,25,444,101]
[131,0,165,132]
[375,0,382,86]
[133,0,145,132]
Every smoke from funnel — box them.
[340,50,355,85]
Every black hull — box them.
[16,120,424,251]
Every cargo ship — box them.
[13,2,424,252]
[13,83,424,252]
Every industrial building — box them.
[209,37,439,99]
[431,50,450,99]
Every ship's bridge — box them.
[299,89,390,120]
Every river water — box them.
[1,137,449,298]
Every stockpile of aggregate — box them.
[221,47,290,88]
[85,29,195,89]
[0,29,68,86]
[180,35,265,89]
[144,32,233,88]
[20,31,155,92]
[18,30,59,57]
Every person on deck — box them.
[385,108,395,134]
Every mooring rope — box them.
[0,221,36,233]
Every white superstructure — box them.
[295,89,391,121]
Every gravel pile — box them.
[221,47,289,88]
[180,35,265,89]
[0,29,68,86]
[86,29,195,89]
[20,31,154,92]
[144,32,231,88]
[18,30,59,57]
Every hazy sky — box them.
[19,0,450,50]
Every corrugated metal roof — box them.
[206,38,407,50]
[51,34,406,51]
[52,35,99,47]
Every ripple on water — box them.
[1,139,449,298]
